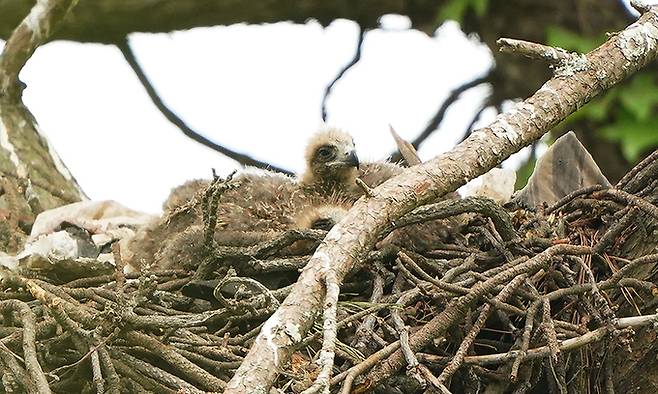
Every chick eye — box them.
[316,146,335,162]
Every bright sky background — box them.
[2,1,642,213]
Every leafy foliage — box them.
[545,26,603,53]
[563,72,658,162]
[439,0,489,23]
[549,26,658,163]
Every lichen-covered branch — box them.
[0,0,84,241]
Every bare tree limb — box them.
[321,26,365,121]
[417,312,658,367]
[225,9,658,392]
[116,38,294,176]
[0,0,77,97]
[0,0,85,216]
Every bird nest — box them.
[1,152,658,394]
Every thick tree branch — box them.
[321,27,365,121]
[0,0,85,217]
[226,8,658,393]
[116,38,294,176]
[0,0,77,97]
[0,1,446,44]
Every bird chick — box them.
[294,203,349,231]
[300,127,360,198]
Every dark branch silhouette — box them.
[321,27,365,121]
[116,38,293,176]
[389,73,491,162]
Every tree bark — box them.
[0,0,449,44]
[0,0,85,253]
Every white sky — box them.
[3,16,533,213]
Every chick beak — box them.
[346,150,360,169]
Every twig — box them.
[631,0,652,13]
[111,243,126,290]
[595,188,658,221]
[541,298,567,393]
[0,300,51,394]
[0,0,77,97]
[510,300,540,381]
[301,267,340,394]
[115,38,293,175]
[90,349,105,394]
[321,27,365,121]
[391,197,518,243]
[418,313,658,367]
[123,331,226,392]
[497,38,573,63]
[355,178,375,197]
[365,245,590,384]
[437,275,526,384]
[617,149,658,190]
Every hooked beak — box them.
[345,150,360,169]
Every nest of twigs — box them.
[1,152,658,394]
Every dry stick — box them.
[337,341,402,394]
[497,38,575,63]
[596,188,658,220]
[541,298,567,394]
[225,9,658,392]
[301,267,341,394]
[510,300,541,381]
[389,274,422,385]
[116,38,293,175]
[97,347,120,394]
[546,185,608,214]
[0,0,77,95]
[112,359,180,394]
[300,304,390,348]
[398,252,525,315]
[419,313,658,368]
[617,149,658,189]
[351,268,386,354]
[366,245,591,385]
[593,206,636,254]
[0,300,51,394]
[90,349,105,394]
[574,256,615,320]
[390,197,518,243]
[437,275,527,385]
[124,331,226,392]
[110,349,206,394]
[0,343,34,393]
[111,242,126,290]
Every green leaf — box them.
[439,0,469,22]
[472,0,489,17]
[545,26,602,53]
[618,73,658,121]
[562,88,618,124]
[599,115,658,161]
[439,0,489,22]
